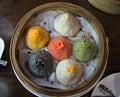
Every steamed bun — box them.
[25,26,49,50]
[56,59,83,86]
[54,13,80,37]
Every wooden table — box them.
[0,0,120,97]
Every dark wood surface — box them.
[0,0,120,97]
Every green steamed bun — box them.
[72,39,97,62]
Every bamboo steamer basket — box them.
[10,2,109,96]
[88,0,120,15]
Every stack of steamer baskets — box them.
[10,2,109,97]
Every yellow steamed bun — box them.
[25,26,49,50]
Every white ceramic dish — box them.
[91,73,120,97]
[0,37,7,66]
[0,37,5,59]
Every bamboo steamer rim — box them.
[10,2,109,96]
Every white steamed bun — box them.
[54,13,80,37]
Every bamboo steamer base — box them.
[10,2,109,96]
